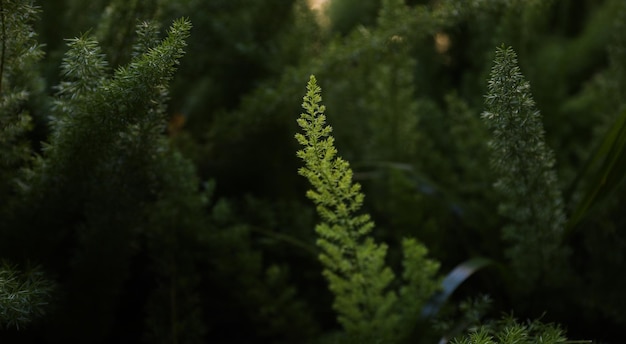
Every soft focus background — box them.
[1,0,625,343]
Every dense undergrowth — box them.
[1,0,625,343]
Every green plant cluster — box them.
[482,46,568,289]
[1,0,625,343]
[0,262,54,330]
[450,315,567,344]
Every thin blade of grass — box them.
[567,108,626,230]
[421,257,494,318]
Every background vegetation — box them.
[1,0,625,343]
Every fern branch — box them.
[482,45,568,287]
[296,75,440,341]
[296,75,398,339]
[0,262,54,330]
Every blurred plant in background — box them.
[1,0,625,343]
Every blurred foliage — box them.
[451,314,567,344]
[0,262,54,330]
[1,0,625,343]
[482,45,569,289]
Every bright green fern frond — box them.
[400,238,440,311]
[296,75,398,340]
[296,75,441,342]
[296,76,371,240]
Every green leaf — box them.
[567,108,626,230]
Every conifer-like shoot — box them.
[43,18,192,187]
[482,46,567,287]
[0,0,43,196]
[0,0,54,330]
[451,315,567,344]
[296,75,440,341]
[17,17,198,341]
[0,263,54,330]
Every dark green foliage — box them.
[2,15,206,343]
[482,45,568,288]
[0,0,54,331]
[95,0,162,67]
[0,0,43,206]
[27,18,197,343]
[1,0,625,343]
[451,315,567,344]
[326,0,380,35]
[202,197,319,343]
[0,263,54,330]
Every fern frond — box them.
[0,262,54,330]
[297,75,440,341]
[42,18,191,184]
[451,315,568,344]
[482,46,568,287]
[296,75,397,339]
